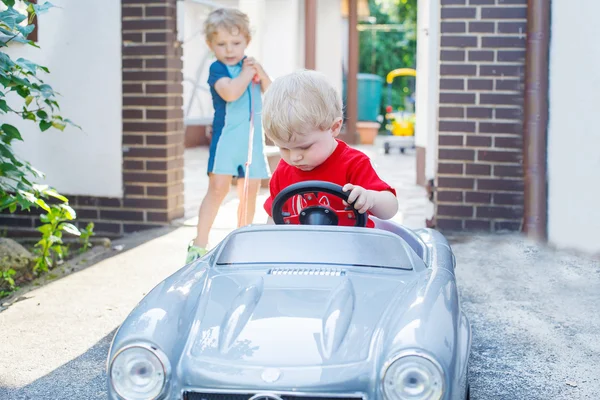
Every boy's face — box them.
[272,119,343,172]
[207,27,249,66]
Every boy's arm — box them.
[345,155,399,220]
[214,67,255,102]
[368,190,398,220]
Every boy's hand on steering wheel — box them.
[342,184,376,214]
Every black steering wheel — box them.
[271,180,368,227]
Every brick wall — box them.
[0,0,184,238]
[435,0,527,231]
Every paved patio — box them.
[178,136,432,247]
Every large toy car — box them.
[106,181,472,400]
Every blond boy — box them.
[187,8,271,262]
[262,70,398,227]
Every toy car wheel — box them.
[384,142,390,154]
[400,147,405,154]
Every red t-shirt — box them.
[264,140,396,228]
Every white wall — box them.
[547,0,600,254]
[316,0,343,95]
[262,0,303,80]
[6,0,122,197]
[415,0,440,181]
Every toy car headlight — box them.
[381,352,445,400]
[109,344,169,400]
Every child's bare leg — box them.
[194,173,232,247]
[236,178,261,227]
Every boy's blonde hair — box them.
[262,70,343,143]
[204,8,251,42]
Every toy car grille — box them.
[268,268,346,276]
[183,393,363,400]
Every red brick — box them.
[466,163,491,175]
[124,122,169,133]
[440,92,476,104]
[496,79,522,91]
[467,107,493,118]
[123,134,145,145]
[480,122,521,134]
[466,136,492,147]
[148,212,170,223]
[125,185,145,196]
[438,177,475,189]
[478,149,521,163]
[438,191,464,202]
[123,172,168,184]
[481,7,527,19]
[441,50,466,62]
[122,6,143,17]
[442,22,466,33]
[442,0,466,4]
[125,147,168,158]
[480,65,523,77]
[124,160,144,170]
[436,218,464,230]
[465,219,492,230]
[123,58,144,69]
[123,32,143,43]
[466,191,492,204]
[439,121,476,133]
[438,205,473,217]
[441,7,477,19]
[497,50,526,63]
[498,22,527,35]
[476,206,523,219]
[469,21,495,33]
[438,163,464,175]
[440,79,465,90]
[123,83,143,93]
[494,193,524,205]
[497,0,526,3]
[123,198,168,209]
[145,6,172,17]
[123,45,172,57]
[440,148,474,160]
[478,178,524,192]
[495,136,523,149]
[494,221,522,231]
[469,50,494,62]
[123,109,144,119]
[480,93,522,105]
[147,187,167,197]
[100,210,144,221]
[494,165,522,177]
[441,36,478,48]
[469,0,494,4]
[93,222,122,235]
[122,19,173,31]
[482,36,526,49]
[495,108,522,119]
[146,32,176,42]
[440,64,477,75]
[467,79,493,91]
[439,107,465,118]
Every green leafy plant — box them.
[1,267,16,297]
[0,1,94,290]
[78,222,94,254]
[358,0,417,114]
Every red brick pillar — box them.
[121,0,184,232]
[435,0,527,231]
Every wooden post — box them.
[304,0,317,69]
[346,0,358,144]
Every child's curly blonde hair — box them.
[204,8,251,42]
[262,70,343,143]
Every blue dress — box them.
[206,58,270,179]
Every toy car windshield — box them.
[215,226,419,270]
